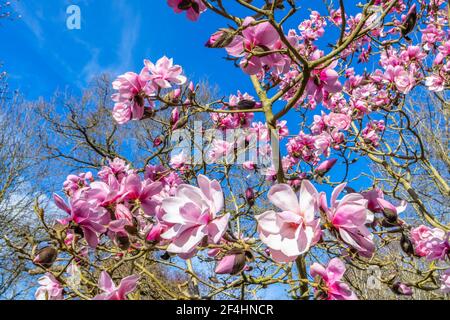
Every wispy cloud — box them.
[81,0,142,82]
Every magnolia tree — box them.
[11,0,450,300]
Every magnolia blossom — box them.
[410,225,449,261]
[120,174,163,216]
[441,269,450,294]
[35,273,63,300]
[255,181,321,262]
[112,69,154,124]
[53,193,108,248]
[310,258,357,300]
[383,65,415,94]
[170,150,189,169]
[160,175,230,256]
[167,0,207,21]
[320,183,375,257]
[93,271,140,300]
[226,17,281,75]
[144,56,187,89]
[425,74,445,92]
[307,52,342,102]
[208,139,234,163]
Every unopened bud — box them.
[377,198,398,223]
[392,282,413,296]
[33,246,58,268]
[205,29,235,48]
[215,250,246,275]
[170,108,179,126]
[153,136,163,147]
[236,99,256,110]
[400,233,414,256]
[401,4,417,38]
[315,158,337,176]
[115,235,130,251]
[245,187,255,206]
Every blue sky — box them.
[0,0,386,300]
[1,0,373,189]
[2,0,253,98]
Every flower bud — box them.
[245,187,255,206]
[236,99,256,110]
[377,198,398,223]
[205,29,235,48]
[400,233,414,256]
[146,223,163,243]
[170,108,180,126]
[315,158,337,176]
[115,234,130,251]
[215,250,246,275]
[401,4,417,39]
[153,136,163,147]
[33,246,58,268]
[392,282,413,296]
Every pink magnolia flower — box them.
[93,271,140,300]
[53,193,108,248]
[383,65,415,94]
[307,51,342,103]
[441,269,450,294]
[255,181,321,262]
[170,150,189,170]
[208,139,234,163]
[425,73,445,92]
[160,175,230,255]
[120,174,163,216]
[226,17,280,75]
[35,273,63,300]
[98,158,135,183]
[320,183,375,257]
[63,172,93,195]
[362,187,384,212]
[362,120,385,147]
[243,161,256,171]
[144,56,187,89]
[376,198,407,221]
[167,0,207,22]
[410,225,449,261]
[310,258,358,300]
[112,69,154,124]
[325,112,351,131]
[112,103,133,125]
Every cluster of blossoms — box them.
[33,0,450,300]
[112,56,187,124]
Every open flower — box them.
[410,225,449,261]
[320,183,375,257]
[255,181,321,262]
[167,0,207,21]
[93,271,140,300]
[306,51,342,102]
[160,175,230,256]
[35,273,63,300]
[310,258,357,300]
[144,56,187,89]
[226,17,281,75]
[111,69,154,124]
[53,193,108,248]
